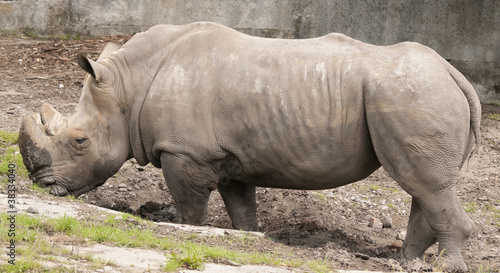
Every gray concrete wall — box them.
[1,0,499,103]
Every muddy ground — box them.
[0,35,499,272]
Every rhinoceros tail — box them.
[445,61,481,166]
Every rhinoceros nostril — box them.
[30,166,55,183]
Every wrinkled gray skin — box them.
[19,22,481,271]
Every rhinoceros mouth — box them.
[29,166,70,196]
[29,165,99,197]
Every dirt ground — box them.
[0,35,499,272]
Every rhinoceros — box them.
[19,22,480,271]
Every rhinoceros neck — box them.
[108,56,159,166]
[107,25,193,166]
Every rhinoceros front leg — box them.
[160,153,217,225]
[217,179,258,231]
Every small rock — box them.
[226,261,241,267]
[387,259,403,271]
[136,166,145,171]
[118,183,128,192]
[368,217,383,229]
[354,253,370,260]
[26,207,37,214]
[389,240,404,252]
[364,235,374,244]
[114,215,123,221]
[126,217,139,225]
[381,215,392,228]
[299,217,323,231]
[397,231,407,240]
[478,196,489,201]
[402,258,432,272]
[167,205,176,215]
[325,191,335,198]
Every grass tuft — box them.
[0,131,28,178]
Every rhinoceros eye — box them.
[75,138,87,144]
[70,130,91,153]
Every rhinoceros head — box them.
[19,43,131,197]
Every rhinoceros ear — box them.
[77,52,97,79]
[77,43,120,81]
[77,52,109,82]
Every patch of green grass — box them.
[166,247,206,271]
[104,214,119,225]
[22,29,39,39]
[0,213,123,272]
[234,232,260,246]
[387,187,400,193]
[52,215,79,233]
[463,203,478,213]
[307,258,336,273]
[474,261,496,273]
[59,33,82,40]
[0,259,42,272]
[314,191,327,202]
[485,113,500,121]
[0,131,18,146]
[0,131,28,178]
[163,239,307,272]
[0,214,80,272]
[31,182,50,194]
[484,202,500,227]
[1,30,19,37]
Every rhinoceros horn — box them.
[39,104,67,136]
[19,104,66,178]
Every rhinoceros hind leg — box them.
[218,180,258,231]
[418,189,473,272]
[160,153,217,226]
[367,95,474,271]
[381,164,472,271]
[385,171,472,272]
[401,198,436,262]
